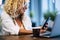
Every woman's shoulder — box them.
[1,10,7,16]
[1,10,11,20]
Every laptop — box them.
[40,14,60,38]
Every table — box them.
[0,35,60,40]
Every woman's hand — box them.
[40,27,48,33]
[40,29,46,33]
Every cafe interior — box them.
[0,0,60,40]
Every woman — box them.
[1,0,46,35]
[1,0,32,35]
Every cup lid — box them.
[32,27,41,29]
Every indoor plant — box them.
[44,11,58,21]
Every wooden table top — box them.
[0,35,60,40]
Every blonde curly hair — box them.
[4,0,29,18]
[4,0,18,15]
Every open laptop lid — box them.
[50,14,60,37]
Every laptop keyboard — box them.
[40,31,51,36]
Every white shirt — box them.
[0,0,2,5]
[0,10,32,35]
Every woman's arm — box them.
[19,29,32,35]
[19,26,47,35]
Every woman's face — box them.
[17,2,27,15]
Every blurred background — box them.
[0,0,60,27]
